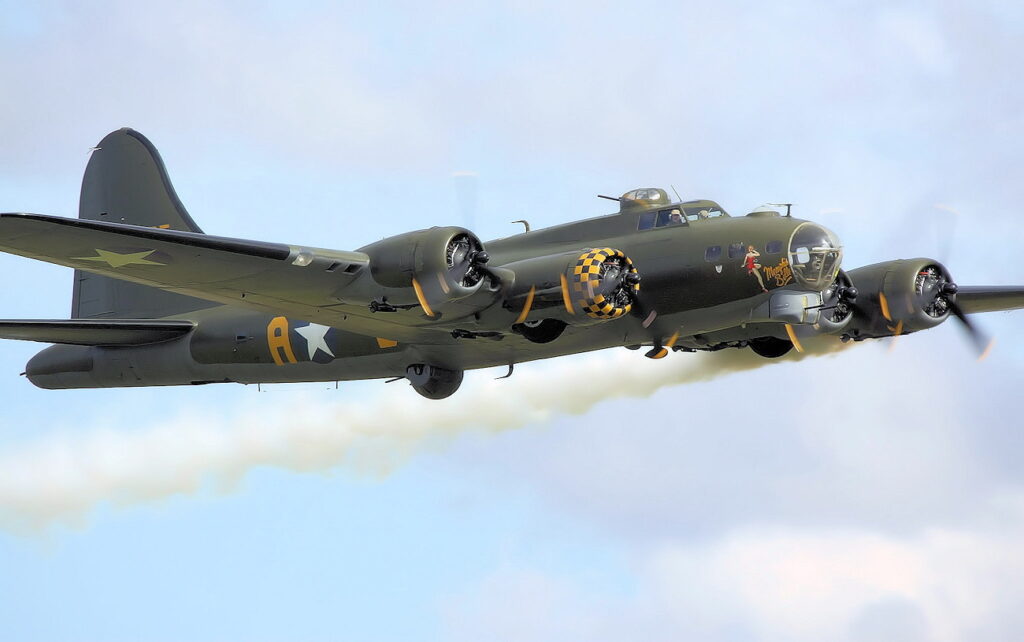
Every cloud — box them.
[647,518,1024,641]
[4,0,1022,194]
[443,568,606,642]
[443,507,1024,641]
[0,2,445,173]
[0,339,846,532]
[876,7,952,75]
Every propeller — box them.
[448,172,502,292]
[852,203,992,360]
[452,170,479,231]
[920,205,990,357]
[937,281,994,359]
[412,233,492,319]
[818,272,858,331]
[882,265,993,360]
[627,296,673,358]
[621,278,680,358]
[916,205,993,357]
[588,255,640,313]
[918,267,993,358]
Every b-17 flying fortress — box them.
[1,129,1022,398]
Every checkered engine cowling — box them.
[571,248,640,319]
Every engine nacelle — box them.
[843,258,955,339]
[361,227,487,307]
[500,247,640,328]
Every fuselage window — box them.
[655,208,686,227]
[728,243,745,259]
[765,240,783,254]
[705,246,722,262]
[638,210,656,231]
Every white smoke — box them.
[0,338,847,532]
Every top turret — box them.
[617,188,670,212]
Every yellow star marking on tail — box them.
[72,249,165,268]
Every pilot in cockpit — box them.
[668,209,684,225]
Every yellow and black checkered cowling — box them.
[571,248,640,319]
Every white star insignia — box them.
[295,323,335,360]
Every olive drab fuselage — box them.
[22,190,842,390]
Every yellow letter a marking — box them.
[267,316,298,365]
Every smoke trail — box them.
[0,338,847,531]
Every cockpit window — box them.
[637,199,727,229]
[639,208,689,231]
[788,223,842,289]
[656,208,686,227]
[683,206,726,221]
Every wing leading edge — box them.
[0,212,372,326]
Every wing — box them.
[0,212,415,334]
[0,319,194,345]
[956,286,1024,314]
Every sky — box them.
[1,1,1024,640]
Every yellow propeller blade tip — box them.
[411,278,436,318]
[784,324,804,353]
[978,338,996,362]
[878,292,892,322]
[887,320,904,352]
[559,274,575,315]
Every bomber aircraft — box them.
[1,129,1023,399]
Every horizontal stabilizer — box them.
[957,286,1024,314]
[0,319,195,346]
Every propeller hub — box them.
[444,233,487,289]
[915,266,954,319]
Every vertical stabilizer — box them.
[72,128,217,318]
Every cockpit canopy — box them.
[788,223,842,290]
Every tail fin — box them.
[72,128,217,319]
